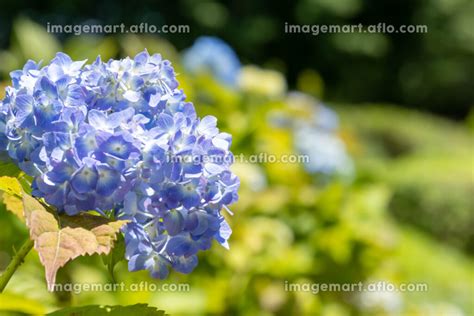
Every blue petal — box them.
[87,109,108,129]
[14,95,34,124]
[182,183,201,209]
[95,97,115,111]
[46,162,75,183]
[71,164,98,194]
[39,76,58,98]
[35,101,62,126]
[134,50,149,65]
[123,90,141,102]
[215,219,232,249]
[150,255,170,279]
[197,115,218,136]
[162,185,183,208]
[166,234,197,256]
[107,107,135,128]
[95,152,126,171]
[44,183,68,207]
[101,135,136,159]
[74,133,97,158]
[96,164,121,195]
[172,255,198,274]
[163,209,184,236]
[156,113,174,132]
[128,253,154,272]
[187,211,209,236]
[123,192,139,216]
[42,132,70,151]
[53,52,73,67]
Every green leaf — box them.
[0,176,25,221]
[47,304,166,316]
[18,173,34,195]
[21,193,128,291]
[0,161,22,177]
[0,176,22,197]
[102,233,126,282]
[0,192,24,222]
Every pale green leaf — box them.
[0,176,24,220]
[0,192,24,221]
[0,176,22,197]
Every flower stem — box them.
[0,238,34,292]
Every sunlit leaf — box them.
[0,176,22,197]
[0,176,25,220]
[0,192,24,221]
[21,193,128,291]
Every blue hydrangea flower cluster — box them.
[288,93,354,177]
[182,36,241,87]
[0,51,239,278]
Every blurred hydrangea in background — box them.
[182,36,241,87]
[287,92,354,177]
